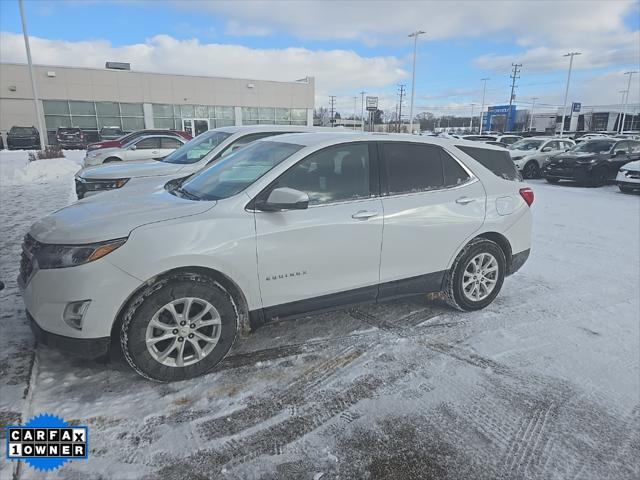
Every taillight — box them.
[519,187,534,206]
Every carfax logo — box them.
[6,413,88,472]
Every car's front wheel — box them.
[522,161,540,179]
[444,238,506,311]
[120,273,238,381]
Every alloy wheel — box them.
[462,253,499,302]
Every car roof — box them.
[258,131,508,152]
[216,125,346,135]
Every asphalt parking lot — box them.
[0,165,638,479]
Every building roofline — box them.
[0,62,313,87]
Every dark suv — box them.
[7,126,40,150]
[542,139,640,186]
[56,127,87,149]
[99,126,125,140]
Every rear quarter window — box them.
[456,145,521,181]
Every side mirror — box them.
[614,150,626,156]
[541,146,552,152]
[129,145,137,151]
[256,187,309,211]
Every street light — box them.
[360,91,366,132]
[529,97,539,132]
[479,78,489,135]
[619,90,628,132]
[19,0,47,149]
[408,30,426,134]
[559,52,581,138]
[469,104,475,130]
[620,70,638,133]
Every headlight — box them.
[35,238,127,269]
[511,155,524,161]
[619,168,628,173]
[87,151,102,158]
[577,158,598,164]
[84,178,130,191]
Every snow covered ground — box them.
[0,149,638,479]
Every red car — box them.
[86,129,192,151]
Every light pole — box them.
[19,0,47,149]
[619,90,628,132]
[559,52,581,138]
[408,30,426,134]
[353,96,357,130]
[360,91,366,132]
[620,71,638,133]
[529,97,538,132]
[479,78,489,135]
[469,104,475,131]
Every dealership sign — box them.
[572,102,581,113]
[366,96,378,111]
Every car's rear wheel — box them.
[619,185,637,194]
[120,273,238,381]
[545,178,560,184]
[444,238,506,311]
[522,161,540,179]
[103,157,121,163]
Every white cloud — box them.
[225,20,271,37]
[0,32,407,107]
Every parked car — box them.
[75,125,341,199]
[83,135,187,167]
[0,133,4,150]
[616,160,640,193]
[575,133,611,143]
[86,129,192,152]
[99,126,125,141]
[495,135,523,146]
[507,137,575,179]
[6,126,40,150]
[20,133,532,381]
[484,141,508,148]
[461,135,498,142]
[542,139,640,186]
[55,127,87,149]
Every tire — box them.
[120,273,238,381]
[589,168,607,187]
[522,161,540,179]
[103,157,121,163]
[444,238,506,312]
[619,185,637,194]
[545,178,560,184]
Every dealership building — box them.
[0,62,315,143]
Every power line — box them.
[507,63,522,130]
[397,84,406,132]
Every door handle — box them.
[151,150,159,154]
[352,210,378,220]
[456,196,475,205]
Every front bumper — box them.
[20,256,142,341]
[616,170,640,188]
[28,311,110,358]
[8,140,40,150]
[541,163,595,181]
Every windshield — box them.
[571,140,616,153]
[58,128,80,134]
[179,140,303,201]
[10,127,35,135]
[160,131,232,164]
[508,139,544,151]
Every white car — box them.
[75,125,338,198]
[507,137,575,179]
[83,134,188,167]
[616,160,640,193]
[20,133,533,381]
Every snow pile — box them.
[0,149,85,186]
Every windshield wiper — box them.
[173,185,201,201]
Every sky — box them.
[0,0,638,118]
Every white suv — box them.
[75,125,337,199]
[507,137,575,178]
[20,133,533,381]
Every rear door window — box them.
[456,145,520,181]
[161,137,182,149]
[219,132,293,158]
[382,143,444,194]
[135,137,161,149]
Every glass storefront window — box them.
[259,107,275,123]
[44,115,72,130]
[69,101,96,116]
[122,117,145,131]
[71,116,98,129]
[43,100,70,115]
[242,107,259,122]
[152,104,174,117]
[96,102,120,116]
[276,108,290,124]
[217,106,234,120]
[291,109,307,122]
[97,117,122,129]
[154,118,175,129]
[120,103,143,116]
[195,105,208,118]
[181,104,195,118]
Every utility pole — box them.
[408,30,426,134]
[529,97,538,132]
[479,78,489,135]
[507,63,522,132]
[359,91,366,132]
[329,95,336,127]
[397,84,406,133]
[19,0,47,149]
[469,104,475,130]
[618,90,628,132]
[620,71,638,133]
[353,96,357,130]
[559,52,581,138]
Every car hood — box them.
[549,152,600,165]
[29,188,215,244]
[79,159,189,180]
[622,160,640,172]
